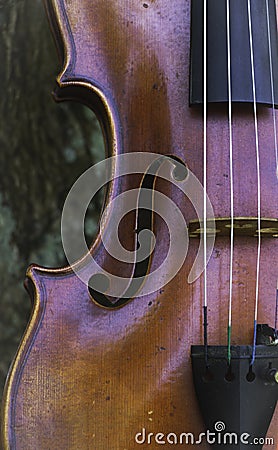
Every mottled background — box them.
[0,0,103,404]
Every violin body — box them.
[1,1,277,448]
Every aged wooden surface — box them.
[0,0,104,404]
[1,0,277,448]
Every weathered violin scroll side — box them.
[1,0,278,449]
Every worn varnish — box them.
[1,1,277,449]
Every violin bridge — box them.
[189,217,278,238]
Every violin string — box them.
[247,0,261,366]
[203,0,208,367]
[275,281,278,339]
[226,0,234,366]
[265,0,278,179]
[265,0,278,336]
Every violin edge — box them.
[1,268,46,450]
[29,0,127,277]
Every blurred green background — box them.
[0,0,104,404]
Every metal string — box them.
[203,0,208,367]
[265,0,278,179]
[226,0,234,365]
[266,0,278,337]
[247,0,261,367]
[275,282,278,339]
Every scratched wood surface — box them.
[1,1,277,448]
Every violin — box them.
[1,0,278,448]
